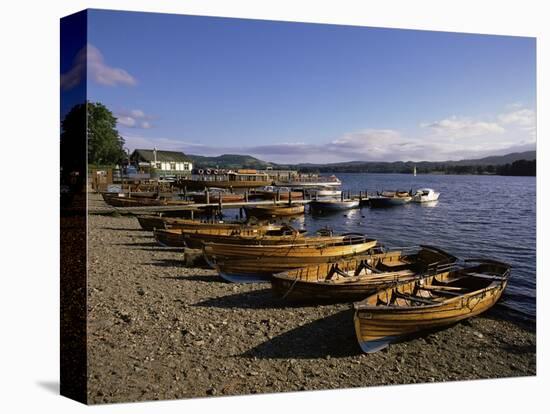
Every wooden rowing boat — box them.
[271,246,457,302]
[179,225,306,249]
[153,228,188,247]
[204,235,378,283]
[353,259,510,353]
[244,203,305,218]
[153,225,306,248]
[102,192,192,208]
[136,215,280,232]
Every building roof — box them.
[131,149,192,163]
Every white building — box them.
[130,149,193,176]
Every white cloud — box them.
[421,116,505,138]
[498,108,535,127]
[121,106,536,163]
[61,43,136,90]
[115,108,154,129]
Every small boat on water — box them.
[368,191,412,208]
[353,258,510,353]
[412,188,440,203]
[204,235,378,283]
[244,203,305,218]
[307,186,342,198]
[271,245,457,302]
[309,199,360,212]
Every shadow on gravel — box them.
[115,241,158,248]
[101,227,147,232]
[138,247,185,253]
[194,288,303,310]
[242,308,359,359]
[500,343,536,355]
[481,307,536,332]
[145,259,184,267]
[162,274,220,283]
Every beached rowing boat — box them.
[271,246,457,302]
[136,215,279,232]
[153,224,306,248]
[353,258,510,353]
[204,235,378,283]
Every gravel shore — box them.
[86,204,536,404]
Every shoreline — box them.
[86,194,536,404]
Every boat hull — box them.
[353,263,509,352]
[309,200,360,211]
[271,247,457,302]
[413,193,440,203]
[369,196,412,207]
[205,239,378,282]
[153,229,187,247]
[244,204,305,217]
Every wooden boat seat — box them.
[421,285,466,292]
[419,287,463,296]
[394,291,440,305]
[464,272,507,281]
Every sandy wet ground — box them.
[86,198,536,404]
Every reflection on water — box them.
[418,200,439,208]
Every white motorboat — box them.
[307,186,342,198]
[412,188,440,203]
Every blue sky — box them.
[62,9,536,163]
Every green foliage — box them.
[62,101,126,166]
[86,101,125,165]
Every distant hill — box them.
[293,151,537,170]
[187,150,536,175]
[188,154,275,169]
[444,151,536,166]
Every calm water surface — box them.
[224,173,536,321]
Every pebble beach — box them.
[86,196,536,404]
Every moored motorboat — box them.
[307,186,342,198]
[204,235,378,283]
[353,258,510,353]
[412,188,440,203]
[368,191,412,208]
[309,199,360,211]
[272,245,457,302]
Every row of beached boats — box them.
[135,214,510,353]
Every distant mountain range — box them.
[188,151,536,172]
[187,154,275,169]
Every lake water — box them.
[224,173,536,322]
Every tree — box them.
[86,102,125,165]
[61,101,125,167]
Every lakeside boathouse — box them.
[130,149,193,178]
